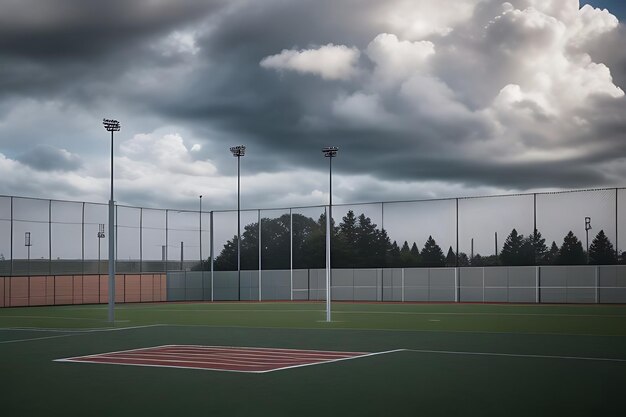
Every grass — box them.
[1,302,625,416]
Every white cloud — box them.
[260,43,360,80]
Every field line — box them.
[405,349,626,363]
[0,324,164,344]
[260,349,406,373]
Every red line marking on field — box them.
[54,345,402,373]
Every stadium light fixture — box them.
[585,216,592,263]
[230,145,246,300]
[322,146,338,322]
[103,118,120,323]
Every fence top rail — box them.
[1,186,624,216]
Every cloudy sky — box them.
[0,0,625,212]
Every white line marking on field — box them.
[0,324,164,344]
[405,349,626,363]
[260,349,405,373]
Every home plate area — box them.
[55,345,394,373]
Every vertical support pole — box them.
[595,265,600,304]
[165,209,168,273]
[325,205,331,322]
[290,208,293,301]
[482,267,485,303]
[455,267,459,302]
[180,241,184,270]
[139,208,143,273]
[455,198,459,267]
[533,193,537,265]
[108,128,116,322]
[615,188,619,263]
[210,211,214,302]
[10,197,13,277]
[237,156,241,302]
[49,200,52,275]
[381,202,384,232]
[81,202,85,276]
[258,209,262,302]
[535,266,540,304]
[401,267,405,302]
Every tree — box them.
[410,243,420,265]
[556,231,586,265]
[387,241,401,267]
[445,246,456,267]
[588,230,616,265]
[527,230,548,264]
[457,252,470,267]
[542,241,560,265]
[421,236,445,267]
[500,229,533,266]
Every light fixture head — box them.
[322,146,338,157]
[230,145,246,157]
[103,118,121,132]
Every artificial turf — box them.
[1,302,625,416]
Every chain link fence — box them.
[0,188,624,277]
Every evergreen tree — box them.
[399,241,412,267]
[387,241,401,267]
[588,230,616,265]
[556,231,586,265]
[410,242,420,262]
[356,214,382,268]
[457,252,470,267]
[620,251,626,265]
[421,236,445,267]
[527,230,548,264]
[542,241,560,265]
[445,246,456,267]
[471,254,484,266]
[500,229,533,266]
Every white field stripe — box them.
[161,344,367,355]
[161,323,625,338]
[121,308,626,318]
[107,351,357,364]
[1,324,163,345]
[0,315,111,321]
[76,354,288,368]
[404,349,626,363]
[54,358,269,374]
[154,347,365,359]
[260,349,406,373]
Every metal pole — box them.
[108,129,115,323]
[258,209,261,301]
[180,241,184,270]
[237,155,241,301]
[139,208,143,273]
[290,208,293,301]
[199,196,203,270]
[81,202,85,276]
[455,198,459,267]
[533,193,537,265]
[10,197,13,277]
[165,209,169,272]
[48,200,52,275]
[210,211,214,302]
[326,154,333,322]
[616,188,619,261]
[495,232,498,257]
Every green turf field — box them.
[1,302,625,416]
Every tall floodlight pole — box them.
[585,216,592,263]
[230,145,246,301]
[199,195,203,270]
[103,118,120,323]
[322,146,338,322]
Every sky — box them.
[0,0,625,214]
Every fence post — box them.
[9,197,13,277]
[140,208,143,273]
[165,209,168,273]
[82,202,85,276]
[258,209,262,301]
[49,200,52,275]
[290,208,293,301]
[455,267,459,302]
[595,266,600,304]
[455,198,459,267]
[401,268,405,302]
[210,211,214,302]
[535,266,540,304]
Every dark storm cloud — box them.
[18,144,82,171]
[0,0,624,208]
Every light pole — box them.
[230,145,246,301]
[585,216,592,263]
[199,195,203,270]
[97,224,105,274]
[103,118,120,323]
[322,146,338,322]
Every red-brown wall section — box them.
[0,273,167,308]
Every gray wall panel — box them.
[541,267,568,287]
[484,288,508,302]
[540,288,567,303]
[508,288,535,303]
[460,287,483,302]
[459,268,482,287]
[508,267,535,287]
[567,266,596,287]
[566,288,596,303]
[404,268,429,287]
[354,287,377,301]
[430,269,455,287]
[600,288,626,303]
[404,287,428,301]
[333,269,354,287]
[355,269,377,287]
[484,267,508,287]
[429,288,455,301]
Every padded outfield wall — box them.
[166,265,626,304]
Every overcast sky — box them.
[0,0,625,213]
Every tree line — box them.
[209,210,626,270]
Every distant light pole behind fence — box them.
[230,145,246,301]
[103,118,120,323]
[322,146,338,322]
